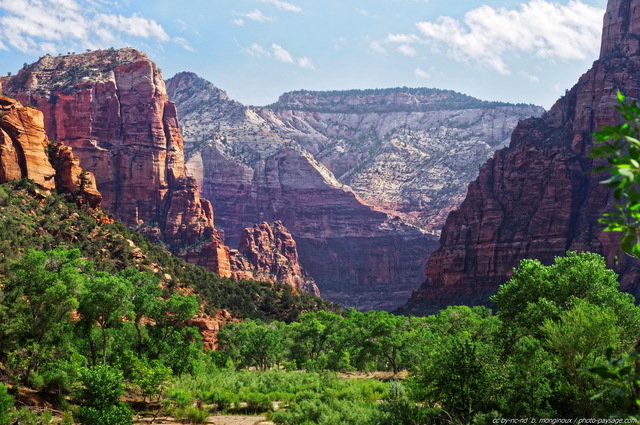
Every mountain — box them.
[0,49,316,295]
[166,73,542,310]
[401,0,640,315]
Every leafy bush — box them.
[0,384,13,425]
[75,365,132,425]
[76,404,133,425]
[174,406,208,424]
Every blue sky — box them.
[0,0,607,109]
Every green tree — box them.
[0,248,88,383]
[78,273,134,365]
[286,311,343,370]
[541,300,623,415]
[117,268,162,358]
[491,251,640,345]
[218,320,284,371]
[499,336,555,418]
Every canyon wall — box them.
[167,73,541,310]
[402,0,640,315]
[0,94,100,206]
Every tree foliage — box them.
[591,91,640,257]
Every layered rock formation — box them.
[230,221,320,296]
[1,49,321,295]
[402,0,640,315]
[165,74,541,310]
[0,94,100,206]
[1,49,231,276]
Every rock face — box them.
[166,74,540,310]
[0,94,101,206]
[1,49,231,276]
[230,221,320,296]
[402,0,640,315]
[0,95,55,190]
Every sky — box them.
[0,0,608,109]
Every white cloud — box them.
[173,36,194,52]
[243,42,271,57]
[520,71,540,83]
[272,43,294,63]
[414,0,603,74]
[368,40,387,54]
[95,13,170,42]
[232,18,245,26]
[386,33,420,44]
[415,67,430,78]
[245,42,314,69]
[398,45,417,57]
[244,9,274,23]
[0,0,174,54]
[259,0,301,13]
[297,57,315,70]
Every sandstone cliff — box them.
[166,73,540,310]
[1,49,231,276]
[0,94,101,206]
[230,221,320,296]
[402,0,640,315]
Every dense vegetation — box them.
[1,242,638,423]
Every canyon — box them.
[402,0,640,315]
[1,46,549,311]
[166,73,541,310]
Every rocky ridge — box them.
[166,73,540,310]
[0,94,101,206]
[402,0,640,315]
[1,50,318,294]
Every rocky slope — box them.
[0,94,100,206]
[1,49,320,295]
[166,74,540,310]
[230,221,320,296]
[402,0,640,315]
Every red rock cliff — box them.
[0,94,101,206]
[230,221,320,296]
[403,0,640,314]
[1,49,230,276]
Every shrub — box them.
[244,392,272,413]
[75,366,132,425]
[0,384,13,425]
[76,403,133,425]
[174,406,208,424]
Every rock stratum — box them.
[1,49,316,294]
[402,0,640,315]
[166,73,541,310]
[0,94,100,206]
